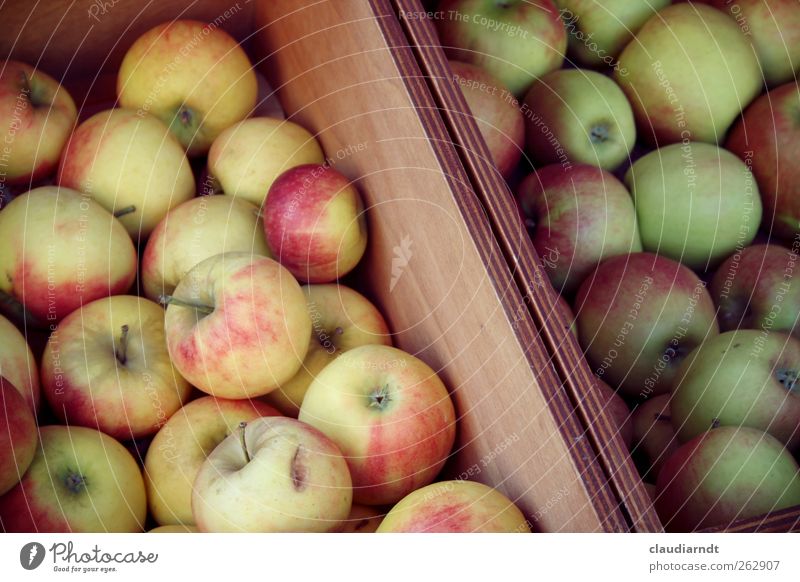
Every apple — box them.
[575,252,720,398]
[376,480,530,532]
[145,395,280,526]
[0,425,146,532]
[141,195,271,302]
[340,504,385,533]
[0,60,77,184]
[192,416,352,532]
[163,252,311,399]
[517,163,642,294]
[631,394,679,482]
[670,330,800,449]
[264,164,368,283]
[624,142,762,271]
[264,284,391,417]
[710,244,799,337]
[448,61,524,178]
[0,377,36,496]
[0,186,137,323]
[435,0,566,96]
[0,313,40,411]
[557,0,671,69]
[726,82,800,241]
[299,345,456,505]
[57,108,195,239]
[615,3,762,146]
[208,117,325,207]
[696,0,800,87]
[148,525,197,533]
[117,20,257,156]
[590,377,632,449]
[522,69,636,170]
[41,295,191,440]
[655,426,800,532]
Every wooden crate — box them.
[388,0,800,533]
[1,0,630,531]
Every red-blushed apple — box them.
[192,416,352,532]
[517,164,642,294]
[615,3,761,146]
[625,142,761,271]
[590,377,633,449]
[117,20,257,156]
[726,82,800,242]
[711,244,799,337]
[299,345,456,506]
[0,186,137,323]
[163,252,311,399]
[340,504,386,533]
[0,377,36,495]
[655,426,800,532]
[0,60,77,184]
[448,60,523,178]
[696,0,800,87]
[208,117,325,207]
[435,0,566,96]
[145,395,280,526]
[376,480,530,532]
[264,164,368,283]
[574,253,720,398]
[263,284,392,417]
[141,195,271,302]
[522,69,636,170]
[148,525,198,533]
[40,295,192,440]
[631,394,679,482]
[57,108,195,239]
[0,425,147,532]
[671,330,800,449]
[0,313,40,411]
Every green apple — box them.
[522,69,635,170]
[655,426,800,531]
[615,3,762,145]
[263,284,391,417]
[435,0,566,96]
[57,108,195,239]
[671,330,800,448]
[558,0,671,69]
[192,416,352,532]
[625,142,762,271]
[0,425,146,532]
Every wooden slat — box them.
[390,0,662,532]
[701,506,800,533]
[253,0,625,531]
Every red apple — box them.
[448,60,523,178]
[264,164,368,283]
[631,394,679,482]
[726,82,800,242]
[574,253,719,398]
[517,164,642,294]
[0,377,36,496]
[710,244,799,337]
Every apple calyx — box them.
[158,294,214,315]
[115,324,130,366]
[113,205,136,219]
[64,471,88,494]
[368,385,392,410]
[238,421,251,464]
[589,124,610,144]
[169,104,202,144]
[775,368,799,394]
[711,418,721,430]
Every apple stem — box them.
[113,205,136,219]
[238,421,251,464]
[158,294,214,315]
[18,70,32,100]
[115,324,130,365]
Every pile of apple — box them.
[0,21,532,533]
[436,0,800,531]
